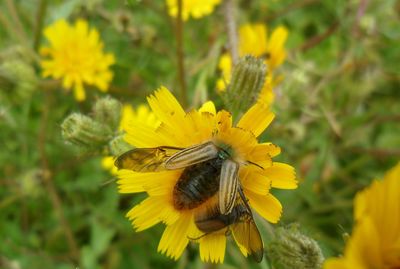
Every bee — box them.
[195,190,264,263]
[115,141,243,214]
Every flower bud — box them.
[109,135,133,156]
[93,96,122,131]
[0,59,38,99]
[267,225,324,269]
[223,55,266,116]
[61,113,112,150]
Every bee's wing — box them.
[165,141,219,170]
[231,212,264,263]
[219,159,239,215]
[115,146,181,172]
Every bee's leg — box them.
[247,160,264,170]
[238,185,253,215]
[225,228,232,236]
[187,233,208,241]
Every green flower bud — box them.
[109,135,133,156]
[61,113,112,150]
[93,96,122,131]
[267,225,325,269]
[223,55,266,116]
[0,59,38,99]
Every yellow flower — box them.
[117,87,297,262]
[40,19,115,101]
[324,162,400,269]
[217,23,288,104]
[166,0,222,21]
[101,104,159,175]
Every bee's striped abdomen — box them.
[173,158,223,210]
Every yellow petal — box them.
[237,101,275,137]
[73,82,86,101]
[199,101,216,115]
[238,23,268,56]
[245,190,282,223]
[126,196,180,231]
[124,122,168,148]
[250,142,281,159]
[101,156,118,175]
[147,86,186,129]
[117,170,179,194]
[158,212,193,260]
[240,168,271,195]
[199,233,226,263]
[216,110,232,133]
[323,258,352,269]
[262,162,297,189]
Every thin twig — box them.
[266,0,320,22]
[223,0,239,64]
[348,147,400,158]
[38,91,79,262]
[176,0,187,107]
[33,0,48,51]
[299,21,339,52]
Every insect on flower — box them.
[116,140,264,261]
[195,191,264,262]
[116,141,257,215]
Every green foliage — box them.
[0,0,399,268]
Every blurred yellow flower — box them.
[324,162,400,269]
[117,87,297,262]
[166,0,222,20]
[40,19,115,101]
[217,23,288,104]
[102,104,159,175]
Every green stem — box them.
[176,0,187,107]
[33,0,48,51]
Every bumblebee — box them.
[115,141,244,214]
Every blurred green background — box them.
[0,0,399,268]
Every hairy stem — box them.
[224,0,239,64]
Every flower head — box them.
[166,0,222,21]
[324,162,400,269]
[117,87,297,262]
[217,23,288,104]
[40,19,115,101]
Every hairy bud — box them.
[267,225,325,269]
[61,113,112,150]
[223,55,266,116]
[93,96,122,131]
